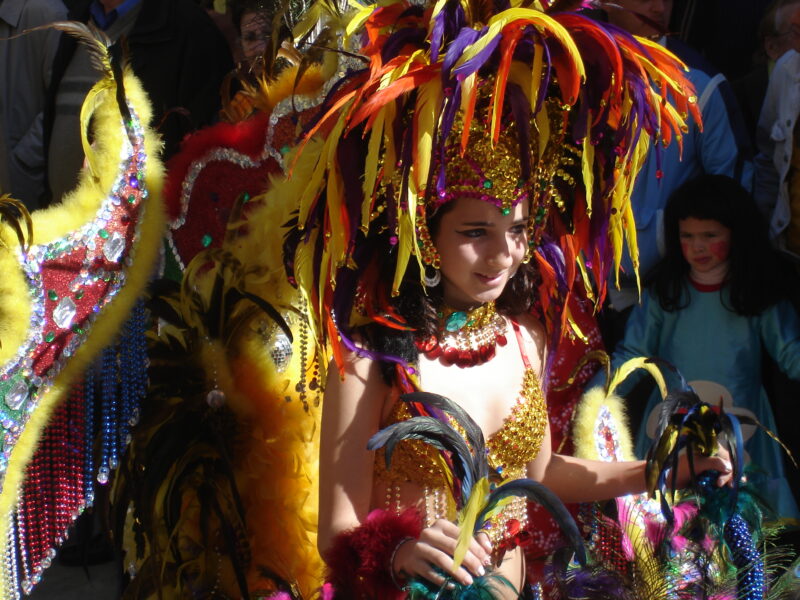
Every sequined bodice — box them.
[373,367,548,491]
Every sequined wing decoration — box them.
[0,33,164,595]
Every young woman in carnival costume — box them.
[274,0,740,597]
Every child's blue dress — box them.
[615,281,800,520]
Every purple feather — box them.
[546,548,634,600]
[451,27,498,80]
[538,238,568,293]
[507,83,533,180]
[382,27,427,62]
[442,27,481,79]
[429,4,447,62]
[337,131,368,248]
[533,37,552,116]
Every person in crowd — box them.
[0,0,66,209]
[670,0,772,82]
[44,0,233,202]
[230,0,272,63]
[596,0,753,353]
[611,174,800,520]
[733,0,800,149]
[755,3,800,257]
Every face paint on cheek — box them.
[709,240,729,261]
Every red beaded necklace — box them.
[415,301,507,367]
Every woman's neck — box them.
[689,261,729,286]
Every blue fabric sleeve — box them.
[587,292,665,396]
[760,300,800,380]
[698,79,754,193]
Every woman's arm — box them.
[528,420,732,502]
[318,353,387,553]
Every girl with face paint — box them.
[610,174,800,521]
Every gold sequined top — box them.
[373,366,548,517]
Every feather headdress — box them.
[282,0,699,375]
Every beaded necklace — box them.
[415,301,507,367]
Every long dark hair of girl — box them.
[649,174,784,315]
[364,201,540,385]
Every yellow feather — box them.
[392,182,417,295]
[383,102,398,182]
[362,107,385,231]
[576,255,595,302]
[581,122,594,216]
[607,357,667,401]
[530,42,544,115]
[345,0,377,38]
[453,477,489,569]
[455,9,584,86]
[413,79,443,192]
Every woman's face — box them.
[240,10,270,61]
[678,217,731,273]
[433,197,529,310]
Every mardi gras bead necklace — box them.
[415,301,507,367]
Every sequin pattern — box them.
[374,368,547,539]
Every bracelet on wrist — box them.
[389,536,415,590]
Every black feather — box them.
[479,479,587,566]
[400,391,486,468]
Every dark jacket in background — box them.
[44,0,233,203]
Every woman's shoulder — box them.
[508,311,547,371]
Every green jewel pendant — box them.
[444,311,468,332]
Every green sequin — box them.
[45,332,55,343]
[98,229,109,239]
[48,290,58,301]
[201,234,213,247]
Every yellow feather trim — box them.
[572,387,635,462]
[0,67,165,593]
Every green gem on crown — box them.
[502,207,510,216]
[482,179,493,189]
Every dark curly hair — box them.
[649,174,785,316]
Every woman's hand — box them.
[392,519,493,588]
[674,444,733,489]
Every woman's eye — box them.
[510,225,526,235]
[457,229,485,238]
